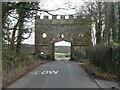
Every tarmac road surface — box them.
[8,60,99,88]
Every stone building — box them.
[35,15,92,60]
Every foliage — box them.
[88,44,120,81]
[34,54,52,60]
[55,53,71,58]
[90,63,103,73]
[55,46,71,53]
[2,50,45,87]
[112,46,120,80]
[88,44,111,71]
[65,53,71,57]
[2,2,39,53]
[2,51,28,70]
[78,2,120,44]
[82,61,118,81]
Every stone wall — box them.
[35,15,92,60]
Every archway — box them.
[54,40,71,61]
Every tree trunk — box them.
[96,2,102,44]
[111,2,118,42]
[103,2,111,44]
[10,21,19,51]
[118,2,120,42]
[16,14,24,53]
[10,28,16,51]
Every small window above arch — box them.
[42,33,47,38]
[61,34,64,38]
[79,33,84,37]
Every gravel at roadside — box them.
[95,78,120,89]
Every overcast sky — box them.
[19,0,120,46]
[39,0,84,15]
[22,0,85,46]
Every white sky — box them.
[39,0,84,15]
[55,41,71,46]
[22,0,85,46]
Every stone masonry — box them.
[35,15,92,60]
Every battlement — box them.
[40,15,75,19]
[36,15,91,20]
[35,15,91,25]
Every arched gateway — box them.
[35,15,92,60]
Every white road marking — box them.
[34,71,39,74]
[31,71,39,75]
[41,71,59,75]
[41,71,49,75]
[49,71,58,74]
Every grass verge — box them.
[2,60,48,88]
[81,60,118,81]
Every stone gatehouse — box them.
[35,15,92,60]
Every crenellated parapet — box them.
[35,15,91,25]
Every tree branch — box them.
[24,7,76,15]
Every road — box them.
[8,60,99,88]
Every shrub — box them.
[65,53,71,57]
[88,44,120,79]
[2,51,29,71]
